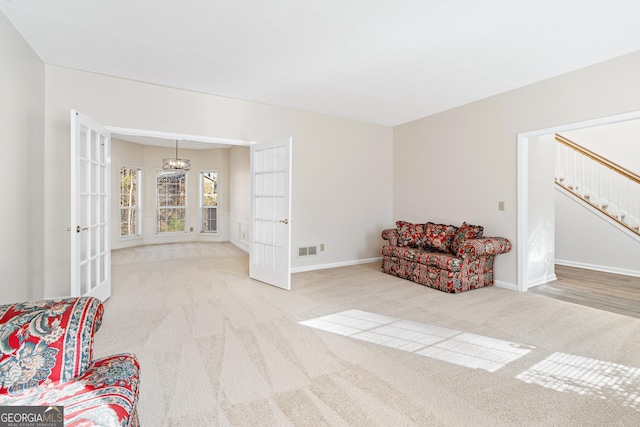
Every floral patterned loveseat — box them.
[0,297,140,426]
[381,221,512,293]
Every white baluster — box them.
[572,149,577,192]
[617,173,622,221]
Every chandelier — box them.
[162,139,191,171]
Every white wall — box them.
[110,139,233,250]
[0,14,45,304]
[394,50,640,287]
[42,65,393,298]
[555,189,640,276]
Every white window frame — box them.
[120,165,142,239]
[155,169,188,235]
[200,170,219,234]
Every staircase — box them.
[555,134,640,236]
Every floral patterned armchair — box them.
[0,297,140,426]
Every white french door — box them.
[70,110,111,301]
[250,138,292,290]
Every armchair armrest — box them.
[0,353,140,427]
[456,237,512,258]
[381,228,400,247]
[0,297,104,394]
[66,353,140,426]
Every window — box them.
[156,170,187,234]
[120,166,141,237]
[200,171,218,233]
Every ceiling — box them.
[3,1,640,127]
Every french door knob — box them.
[279,219,289,224]
[76,226,89,233]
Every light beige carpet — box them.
[93,242,640,426]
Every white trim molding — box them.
[525,274,558,289]
[495,280,518,291]
[556,259,640,278]
[105,126,256,146]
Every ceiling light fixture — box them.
[162,139,191,171]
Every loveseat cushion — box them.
[423,222,459,253]
[382,245,462,271]
[0,297,103,395]
[395,221,427,247]
[452,222,484,254]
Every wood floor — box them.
[529,265,640,319]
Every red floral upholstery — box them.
[381,223,511,293]
[381,228,399,246]
[382,245,462,271]
[452,222,484,254]
[455,237,511,258]
[424,222,459,253]
[395,221,427,247]
[0,298,103,393]
[0,298,140,426]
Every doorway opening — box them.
[517,110,640,292]
[106,126,293,291]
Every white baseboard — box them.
[527,273,558,288]
[292,257,381,273]
[555,259,640,278]
[291,260,521,293]
[230,238,249,253]
[495,280,517,291]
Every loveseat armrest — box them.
[456,237,512,258]
[381,228,400,247]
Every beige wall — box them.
[0,14,45,304]
[229,146,251,250]
[43,65,393,297]
[394,50,640,287]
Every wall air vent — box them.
[298,246,318,257]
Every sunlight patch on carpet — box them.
[517,352,640,412]
[299,309,534,372]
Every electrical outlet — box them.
[320,243,325,251]
[498,201,505,211]
[190,227,194,232]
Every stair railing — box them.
[555,134,640,236]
